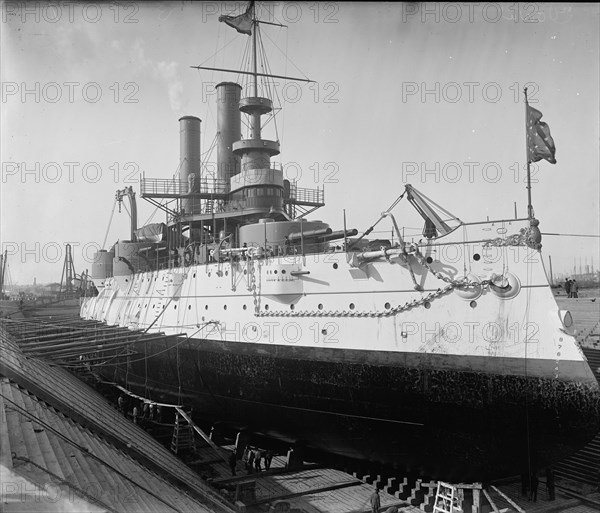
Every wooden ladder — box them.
[170,410,196,455]
[433,482,461,513]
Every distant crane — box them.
[59,244,76,294]
[0,250,8,299]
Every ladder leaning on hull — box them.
[433,481,462,513]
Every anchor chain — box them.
[247,232,525,319]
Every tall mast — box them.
[250,4,261,140]
[524,87,533,219]
[252,2,258,99]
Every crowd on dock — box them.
[564,278,580,298]
[240,445,275,473]
[117,394,163,426]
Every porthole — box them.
[243,305,247,310]
[174,305,177,310]
[290,304,295,310]
[205,305,208,310]
[473,254,481,261]
[188,305,192,310]
[224,305,228,310]
[225,271,228,276]
[193,273,196,278]
[470,300,477,308]
[426,257,433,264]
[384,302,391,310]
[265,304,269,310]
[318,303,323,310]
[349,303,355,310]
[333,263,338,269]
[244,270,247,275]
[282,270,286,274]
[424,302,431,309]
[125,279,129,282]
[274,270,278,274]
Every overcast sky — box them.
[1,2,598,284]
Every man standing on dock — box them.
[229,449,237,476]
[370,486,381,513]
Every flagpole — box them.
[524,87,533,219]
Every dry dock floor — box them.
[2,293,600,513]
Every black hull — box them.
[96,337,600,481]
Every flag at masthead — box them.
[218,2,254,35]
[527,105,557,164]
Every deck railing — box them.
[140,177,229,196]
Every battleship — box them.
[80,4,599,480]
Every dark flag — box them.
[527,105,557,164]
[219,2,253,35]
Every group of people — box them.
[521,467,555,502]
[564,278,579,298]
[117,394,162,425]
[240,445,274,474]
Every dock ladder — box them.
[170,410,196,455]
[433,482,462,513]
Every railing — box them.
[140,177,229,197]
[288,184,325,205]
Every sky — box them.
[1,1,599,285]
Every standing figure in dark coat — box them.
[370,487,381,513]
[247,448,255,473]
[545,467,555,500]
[254,449,263,472]
[229,449,237,476]
[529,471,539,502]
[264,450,273,470]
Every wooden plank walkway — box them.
[194,445,418,512]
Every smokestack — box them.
[216,82,242,193]
[179,115,201,214]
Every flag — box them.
[527,105,557,164]
[219,2,253,35]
